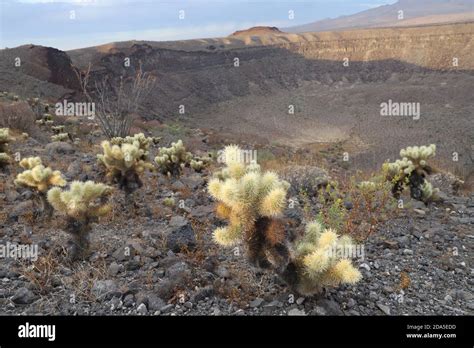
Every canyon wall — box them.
[85,23,473,120]
[0,22,472,117]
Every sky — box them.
[0,0,398,50]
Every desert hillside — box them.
[286,0,474,33]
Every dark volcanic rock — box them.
[165,217,196,253]
[11,287,37,305]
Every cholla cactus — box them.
[190,159,205,172]
[0,153,11,168]
[154,140,193,176]
[110,133,153,151]
[36,114,53,126]
[208,144,290,269]
[97,137,154,193]
[286,220,361,295]
[190,156,212,173]
[400,145,436,166]
[0,128,13,169]
[15,157,66,192]
[163,197,176,207]
[18,156,42,170]
[421,180,435,201]
[383,144,438,202]
[47,181,113,260]
[14,157,66,217]
[51,125,65,134]
[0,128,12,152]
[208,146,361,295]
[51,133,70,142]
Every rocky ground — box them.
[0,124,472,316]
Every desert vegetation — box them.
[155,139,208,177]
[207,145,362,295]
[47,181,113,260]
[97,133,155,194]
[383,145,439,203]
[0,0,472,325]
[0,36,471,316]
[14,157,66,218]
[75,65,156,138]
[207,145,291,267]
[2,105,470,316]
[0,128,12,168]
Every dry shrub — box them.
[460,173,473,194]
[0,101,38,134]
[346,179,397,240]
[318,174,398,241]
[0,210,6,224]
[60,116,99,141]
[176,185,193,200]
[398,271,411,290]
[20,250,61,295]
[182,216,211,264]
[66,260,108,302]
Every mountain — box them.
[231,26,283,37]
[2,22,473,106]
[0,44,80,100]
[286,0,474,33]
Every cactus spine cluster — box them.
[190,158,206,172]
[110,133,155,149]
[155,140,208,176]
[36,114,53,125]
[0,128,11,152]
[51,133,70,142]
[0,128,12,167]
[383,144,438,202]
[208,145,290,268]
[289,221,361,295]
[14,157,66,217]
[97,133,154,193]
[208,146,361,294]
[155,140,193,176]
[15,157,66,192]
[47,181,113,260]
[0,152,10,167]
[51,125,65,134]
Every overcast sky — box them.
[0,0,397,50]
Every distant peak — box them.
[231,26,283,37]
